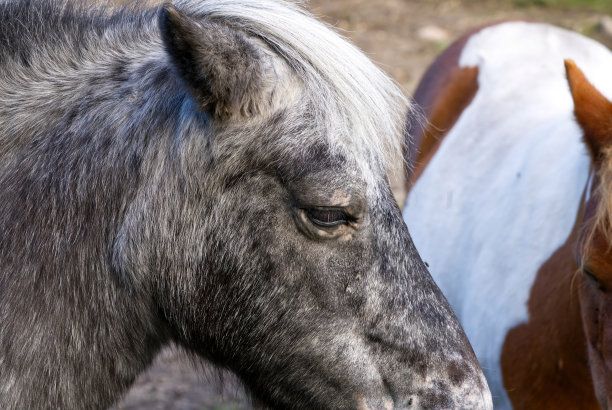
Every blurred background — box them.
[112,0,612,409]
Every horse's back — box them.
[404,22,612,407]
[407,26,483,171]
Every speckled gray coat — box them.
[0,0,491,408]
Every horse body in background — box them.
[404,21,612,408]
[0,0,491,408]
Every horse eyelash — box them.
[305,208,352,227]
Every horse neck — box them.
[0,14,177,409]
[0,16,169,156]
[0,14,178,261]
[0,14,182,243]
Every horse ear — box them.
[159,4,268,118]
[565,59,612,159]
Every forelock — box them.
[588,146,612,245]
[175,0,411,178]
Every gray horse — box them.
[0,0,491,408]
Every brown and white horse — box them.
[404,21,612,409]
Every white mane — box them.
[177,0,410,172]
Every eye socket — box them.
[305,208,352,228]
[583,268,604,291]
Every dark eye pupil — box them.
[307,209,347,226]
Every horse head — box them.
[135,4,491,407]
[0,1,491,408]
[567,59,612,408]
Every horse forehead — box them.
[255,112,379,183]
[282,139,377,188]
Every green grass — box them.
[510,0,612,12]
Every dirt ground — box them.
[113,1,612,409]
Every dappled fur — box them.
[0,0,489,408]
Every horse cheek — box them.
[579,278,612,404]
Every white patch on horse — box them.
[404,22,612,408]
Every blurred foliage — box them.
[510,0,612,12]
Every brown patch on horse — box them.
[406,29,482,187]
[501,205,599,409]
[565,59,612,160]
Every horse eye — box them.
[306,208,350,227]
[583,268,604,290]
